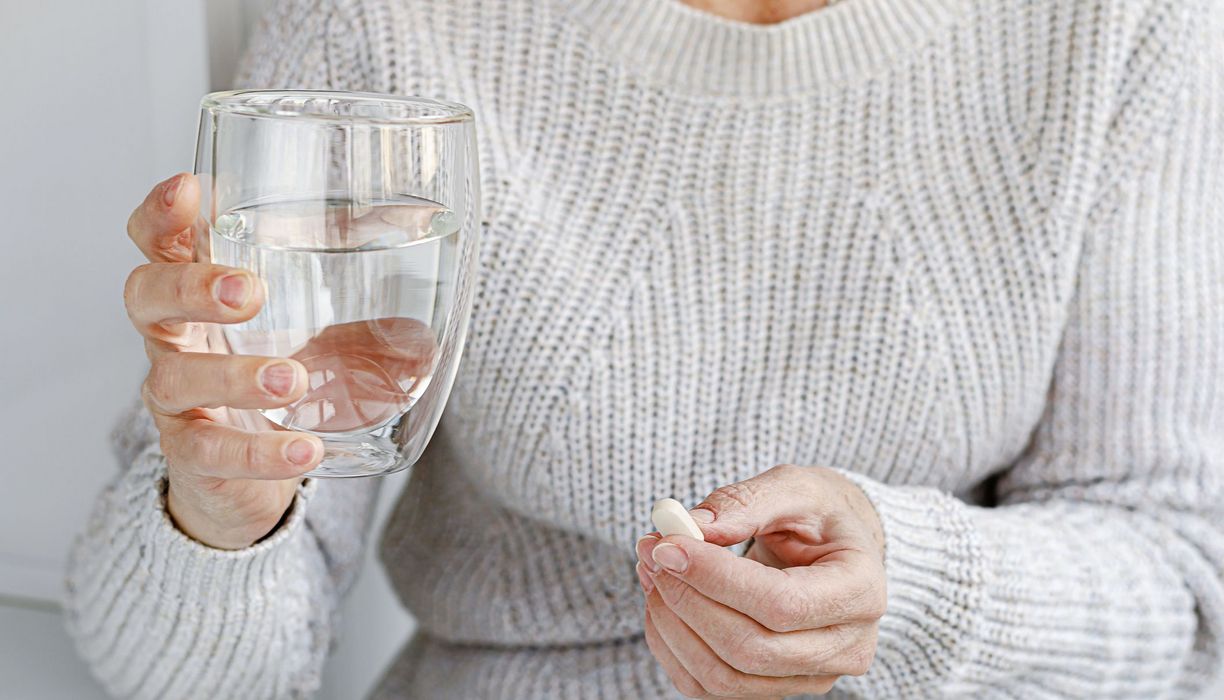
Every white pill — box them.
[651,498,705,541]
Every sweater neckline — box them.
[565,0,970,98]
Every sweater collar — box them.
[565,0,970,98]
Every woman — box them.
[65,0,1224,697]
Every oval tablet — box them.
[651,498,705,541]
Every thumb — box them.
[691,465,821,546]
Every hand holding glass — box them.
[194,91,480,477]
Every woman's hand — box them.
[635,465,886,698]
[124,173,321,550]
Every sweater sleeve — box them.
[63,2,399,698]
[838,6,1224,698]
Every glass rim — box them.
[201,89,475,126]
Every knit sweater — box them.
[64,0,1224,697]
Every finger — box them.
[144,353,307,414]
[744,540,788,569]
[644,602,709,699]
[296,317,437,385]
[159,416,322,480]
[143,328,215,361]
[651,569,878,677]
[691,465,859,547]
[306,317,436,364]
[124,263,263,338]
[127,173,200,262]
[636,533,661,571]
[646,589,838,698]
[649,537,887,632]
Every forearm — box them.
[837,474,1221,698]
[64,445,334,699]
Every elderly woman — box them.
[66,0,1224,698]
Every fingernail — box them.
[637,535,661,572]
[286,439,317,466]
[636,562,655,595]
[652,543,689,573]
[260,362,296,396]
[162,174,184,207]
[689,508,715,523]
[216,274,251,309]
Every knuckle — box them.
[139,375,158,412]
[810,637,842,670]
[144,358,179,410]
[123,266,148,315]
[170,418,213,468]
[709,481,758,510]
[841,572,886,621]
[173,267,203,308]
[701,665,743,697]
[846,636,878,676]
[192,420,225,466]
[863,578,888,620]
[826,590,857,622]
[811,677,838,695]
[729,632,777,676]
[126,207,143,242]
[671,677,705,699]
[242,434,265,469]
[156,428,179,464]
[761,591,809,632]
[825,623,855,654]
[768,463,803,479]
[660,575,694,608]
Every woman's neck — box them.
[677,0,832,24]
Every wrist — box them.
[164,477,298,550]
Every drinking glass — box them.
[193,90,480,477]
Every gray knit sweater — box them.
[65,0,1224,697]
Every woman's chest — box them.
[441,80,1090,531]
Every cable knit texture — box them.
[65,0,1224,698]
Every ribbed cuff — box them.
[835,470,984,693]
[65,444,320,699]
[132,448,316,583]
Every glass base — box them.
[304,437,408,478]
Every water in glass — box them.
[210,195,460,437]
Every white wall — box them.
[0,2,412,698]
[205,0,272,91]
[0,0,207,603]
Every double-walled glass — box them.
[194,90,480,477]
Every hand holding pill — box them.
[635,465,886,698]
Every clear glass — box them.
[194,90,480,477]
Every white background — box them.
[0,2,413,698]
